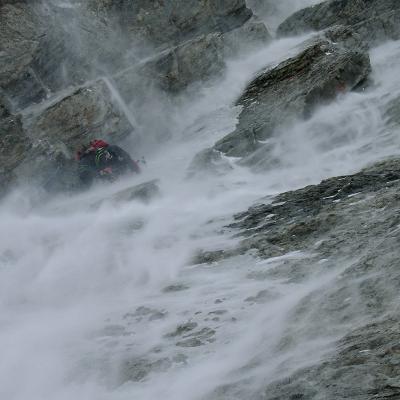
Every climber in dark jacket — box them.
[76,139,140,186]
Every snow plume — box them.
[2,1,400,399]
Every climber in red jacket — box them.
[76,139,140,185]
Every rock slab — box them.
[214,28,371,158]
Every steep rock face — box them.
[232,158,400,400]
[87,0,253,47]
[221,16,272,55]
[115,18,271,97]
[0,101,31,196]
[199,157,400,399]
[26,80,133,152]
[259,318,400,400]
[214,27,371,158]
[0,3,47,109]
[125,34,227,94]
[0,80,134,193]
[231,159,400,257]
[277,0,400,46]
[0,1,124,111]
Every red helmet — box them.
[76,139,109,160]
[89,139,109,149]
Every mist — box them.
[1,1,400,399]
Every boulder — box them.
[26,80,133,153]
[186,148,233,178]
[277,0,400,46]
[214,27,371,158]
[110,180,161,203]
[92,180,161,208]
[87,0,253,47]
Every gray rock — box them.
[124,306,167,322]
[277,0,400,46]
[142,34,226,94]
[27,80,133,152]
[87,0,253,47]
[187,148,233,178]
[165,322,199,338]
[231,158,400,256]
[257,318,400,400]
[91,180,161,209]
[119,357,172,383]
[0,3,47,109]
[0,2,127,111]
[1,79,136,194]
[221,16,272,55]
[0,106,31,195]
[109,180,161,204]
[245,289,277,304]
[246,0,277,16]
[205,157,400,399]
[384,95,400,126]
[114,18,271,98]
[176,327,216,347]
[0,96,11,119]
[162,283,190,293]
[12,139,76,193]
[214,29,371,158]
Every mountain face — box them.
[1,1,400,399]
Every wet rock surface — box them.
[0,104,31,195]
[0,2,46,108]
[277,0,400,46]
[0,0,271,195]
[258,318,400,400]
[214,28,371,158]
[187,148,233,178]
[26,80,133,152]
[114,17,271,97]
[108,180,161,204]
[0,1,121,110]
[90,180,161,210]
[199,157,400,399]
[87,0,254,47]
[2,80,135,192]
[231,158,400,257]
[384,95,400,126]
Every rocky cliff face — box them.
[0,0,271,193]
[213,26,371,159]
[208,157,400,400]
[277,0,400,46]
[87,0,254,47]
[2,1,400,398]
